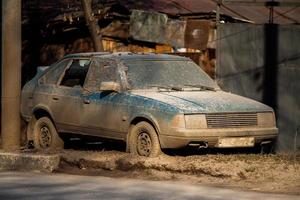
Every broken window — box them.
[60,59,90,87]
[42,59,71,85]
[84,58,118,91]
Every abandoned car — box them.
[21,52,278,156]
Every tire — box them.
[128,122,161,157]
[33,117,64,151]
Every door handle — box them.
[83,99,90,104]
[52,96,59,101]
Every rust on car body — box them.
[21,52,278,151]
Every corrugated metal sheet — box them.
[130,10,186,47]
[130,11,214,48]
[165,19,186,47]
[130,10,168,44]
[216,23,300,151]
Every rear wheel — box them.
[33,117,64,151]
[128,122,161,157]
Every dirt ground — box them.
[58,148,300,195]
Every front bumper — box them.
[159,127,278,148]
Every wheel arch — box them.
[129,115,161,135]
[33,106,54,121]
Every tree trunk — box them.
[81,0,104,52]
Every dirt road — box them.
[0,171,299,200]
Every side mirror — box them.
[99,81,120,92]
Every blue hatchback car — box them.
[21,52,278,156]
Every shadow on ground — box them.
[62,134,265,156]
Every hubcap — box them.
[39,124,52,149]
[137,132,152,156]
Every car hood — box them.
[130,90,273,113]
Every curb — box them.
[0,152,60,172]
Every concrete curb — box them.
[0,152,60,172]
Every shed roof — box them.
[23,0,300,24]
[116,0,300,24]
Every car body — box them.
[21,52,278,156]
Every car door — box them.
[50,58,91,134]
[80,57,126,140]
[33,58,72,118]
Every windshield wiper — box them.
[149,85,183,91]
[184,84,216,91]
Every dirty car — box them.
[21,52,278,157]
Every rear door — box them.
[32,59,72,118]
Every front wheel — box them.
[128,122,161,157]
[33,117,64,151]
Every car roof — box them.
[63,52,190,61]
[63,52,110,59]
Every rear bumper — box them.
[159,127,278,148]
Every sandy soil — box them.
[58,149,300,195]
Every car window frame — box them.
[38,58,72,86]
[56,57,92,90]
[82,58,95,90]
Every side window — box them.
[84,58,118,91]
[60,59,91,87]
[41,59,71,85]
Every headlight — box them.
[257,112,276,127]
[184,114,207,129]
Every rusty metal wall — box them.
[184,20,211,50]
[130,10,213,49]
[216,23,300,152]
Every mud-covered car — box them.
[21,52,278,156]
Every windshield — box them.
[124,60,219,90]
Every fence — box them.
[217,23,300,151]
